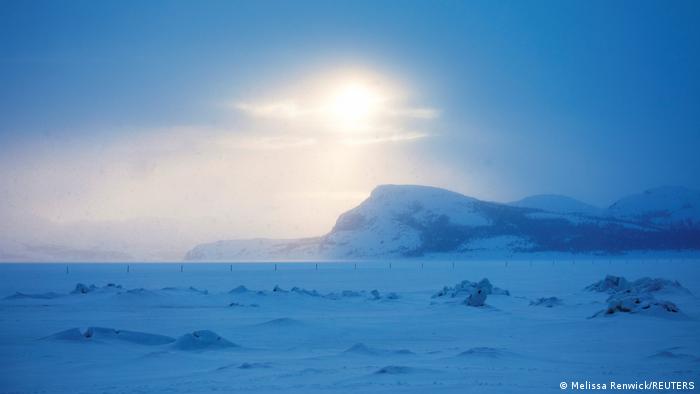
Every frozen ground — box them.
[0,259,698,393]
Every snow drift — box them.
[172,330,237,351]
[587,275,688,318]
[433,278,510,299]
[47,327,175,345]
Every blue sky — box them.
[1,0,699,257]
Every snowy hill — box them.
[185,185,700,260]
[509,194,601,216]
[607,186,700,229]
[324,185,493,257]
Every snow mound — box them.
[458,347,508,358]
[4,291,62,300]
[586,275,689,295]
[368,289,400,301]
[290,286,322,297]
[325,290,364,299]
[228,285,251,294]
[83,327,175,345]
[263,285,399,300]
[629,277,689,294]
[161,286,208,295]
[530,297,563,308]
[120,288,159,297]
[272,285,288,293]
[172,330,237,351]
[465,286,488,307]
[71,283,97,294]
[433,278,510,298]
[256,318,304,327]
[585,275,630,293]
[47,328,89,341]
[344,343,382,355]
[46,327,175,345]
[592,293,681,318]
[228,301,259,307]
[649,350,700,361]
[433,278,508,307]
[70,283,122,294]
[385,292,400,300]
[374,365,415,375]
[588,275,687,318]
[343,343,413,356]
[237,362,272,369]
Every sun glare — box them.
[327,81,382,130]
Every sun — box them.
[327,81,382,131]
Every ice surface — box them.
[0,260,698,393]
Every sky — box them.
[1,0,699,260]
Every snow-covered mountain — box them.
[185,184,700,260]
[510,194,601,216]
[606,186,700,229]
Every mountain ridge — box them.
[185,184,700,260]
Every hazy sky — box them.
[1,0,699,260]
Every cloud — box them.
[0,71,448,260]
[217,134,317,150]
[228,72,439,145]
[389,107,440,119]
[0,119,468,261]
[340,131,430,146]
[234,101,307,119]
